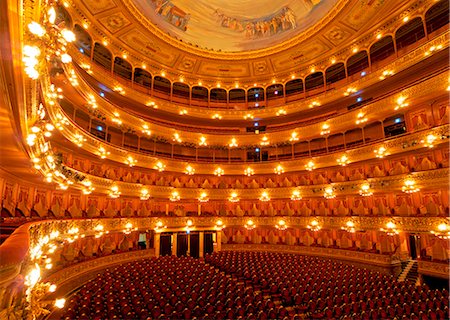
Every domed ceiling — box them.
[131,0,338,52]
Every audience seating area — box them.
[62,252,449,319]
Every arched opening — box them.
[285,79,304,96]
[325,63,346,85]
[248,87,264,107]
[113,57,132,80]
[56,5,72,28]
[153,76,171,95]
[425,1,449,34]
[305,72,324,92]
[73,25,91,57]
[172,82,190,99]
[210,88,227,103]
[191,86,208,102]
[395,17,425,50]
[266,84,284,100]
[133,68,152,88]
[93,43,112,70]
[229,89,246,103]
[369,36,395,65]
[346,51,369,77]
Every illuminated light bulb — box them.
[359,183,373,197]
[355,112,368,125]
[244,113,254,120]
[229,138,238,148]
[324,186,335,199]
[352,47,358,53]
[402,178,419,194]
[380,221,399,236]
[198,192,209,203]
[179,109,188,115]
[308,101,320,108]
[274,164,284,175]
[212,113,222,120]
[259,191,270,202]
[109,186,121,198]
[307,219,321,231]
[276,219,287,231]
[198,81,202,86]
[214,167,224,176]
[291,190,302,201]
[310,66,316,73]
[276,109,287,116]
[122,54,127,59]
[215,219,225,230]
[289,132,299,142]
[103,40,108,46]
[199,136,207,146]
[49,284,57,292]
[125,156,137,167]
[48,6,56,23]
[344,87,357,96]
[341,220,356,233]
[320,123,330,135]
[172,133,182,143]
[170,190,180,202]
[330,58,337,64]
[216,83,221,88]
[61,29,76,42]
[154,162,166,172]
[376,33,382,39]
[245,219,256,230]
[154,220,166,232]
[28,22,45,37]
[291,75,295,79]
[228,192,239,202]
[337,154,350,166]
[421,134,437,148]
[61,53,72,63]
[403,16,409,23]
[244,167,254,176]
[140,189,150,200]
[394,96,408,110]
[430,223,450,240]
[374,146,387,158]
[260,136,269,146]
[185,165,195,175]
[305,160,315,171]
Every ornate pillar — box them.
[215,231,222,252]
[172,233,177,256]
[154,233,160,257]
[187,233,191,256]
[199,232,204,258]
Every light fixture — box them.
[73,133,86,147]
[359,182,373,197]
[228,192,240,202]
[324,186,336,199]
[274,164,284,175]
[394,96,408,110]
[421,134,437,148]
[212,113,222,120]
[374,146,387,158]
[244,167,254,176]
[245,219,256,230]
[98,146,110,159]
[320,123,330,135]
[179,109,188,115]
[402,177,419,194]
[305,160,316,171]
[402,16,409,23]
[154,162,166,172]
[244,113,254,120]
[123,222,137,235]
[140,189,150,200]
[113,86,125,95]
[154,221,166,232]
[142,124,152,136]
[344,87,357,96]
[198,192,209,203]
[185,219,194,232]
[380,221,399,236]
[379,70,394,80]
[214,167,224,176]
[308,101,321,108]
[337,154,350,166]
[170,190,180,202]
[215,220,226,230]
[430,223,450,240]
[307,219,321,232]
[341,220,356,233]
[199,136,207,146]
[259,191,270,202]
[260,136,269,146]
[291,190,302,201]
[229,138,238,148]
[54,298,66,309]
[173,133,182,143]
[355,112,368,125]
[275,219,287,231]
[125,156,137,167]
[185,165,195,175]
[109,185,121,199]
[276,109,287,116]
[289,132,299,142]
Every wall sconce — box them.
[73,133,86,147]
[154,221,166,232]
[260,136,270,146]
[324,186,336,199]
[307,219,321,232]
[305,160,316,171]
[125,156,137,167]
[244,167,254,176]
[308,101,321,108]
[214,167,224,176]
[337,154,350,166]
[320,123,330,135]
[185,165,195,175]
[276,109,287,116]
[123,222,137,235]
[259,191,270,202]
[212,113,222,120]
[275,219,287,231]
[344,87,357,96]
[289,132,299,142]
[355,112,368,125]
[244,113,254,120]
[380,221,399,236]
[215,220,226,230]
[374,146,387,158]
[359,182,373,197]
[274,164,284,175]
[341,220,356,233]
[154,162,166,172]
[173,133,182,143]
[98,146,110,159]
[421,134,437,148]
[108,185,120,198]
[379,70,394,80]
[291,190,302,201]
[170,190,180,202]
[198,192,209,203]
[140,189,150,200]
[228,192,240,203]
[402,178,419,194]
[229,138,238,148]
[185,219,194,232]
[142,124,151,136]
[394,96,408,110]
[245,219,256,230]
[430,223,450,240]
[199,136,207,146]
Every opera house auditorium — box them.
[0,0,449,318]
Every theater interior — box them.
[0,0,449,318]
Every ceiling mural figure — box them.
[133,0,337,52]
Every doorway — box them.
[409,234,420,260]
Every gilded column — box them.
[154,232,160,257]
[199,232,204,258]
[172,233,177,256]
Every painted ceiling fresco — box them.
[131,0,339,52]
